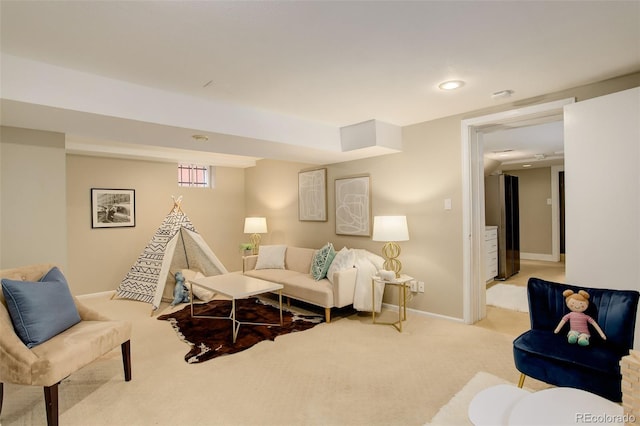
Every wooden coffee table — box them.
[190,273,283,343]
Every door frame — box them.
[551,165,564,262]
[461,98,575,324]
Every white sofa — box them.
[242,246,357,323]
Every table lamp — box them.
[244,217,267,255]
[372,215,409,278]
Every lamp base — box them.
[382,242,402,278]
[250,233,261,255]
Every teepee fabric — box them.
[115,199,228,311]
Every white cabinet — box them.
[485,226,498,283]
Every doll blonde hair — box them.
[563,289,590,302]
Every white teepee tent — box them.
[115,197,228,313]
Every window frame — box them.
[177,163,212,188]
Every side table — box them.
[372,274,413,332]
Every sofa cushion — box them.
[245,268,334,307]
[245,268,301,284]
[31,319,131,386]
[327,247,356,284]
[311,243,336,280]
[280,274,334,308]
[255,245,287,270]
[1,266,81,348]
[285,247,316,274]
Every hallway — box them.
[478,259,565,336]
[489,258,566,288]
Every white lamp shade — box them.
[244,217,267,234]
[372,216,409,242]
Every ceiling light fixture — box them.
[438,80,465,91]
[522,164,532,168]
[192,134,209,142]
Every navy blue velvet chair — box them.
[513,277,639,402]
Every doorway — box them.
[559,171,565,257]
[461,98,575,324]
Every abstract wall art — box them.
[335,175,371,236]
[298,168,327,221]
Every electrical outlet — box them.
[418,281,425,293]
[410,280,417,292]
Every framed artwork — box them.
[298,168,327,221]
[335,175,371,236]
[91,188,136,228]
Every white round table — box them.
[508,387,623,425]
[468,384,530,425]
[468,385,624,426]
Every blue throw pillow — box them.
[1,267,81,348]
[311,243,336,280]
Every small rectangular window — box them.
[178,164,214,188]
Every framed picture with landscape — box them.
[91,188,136,228]
[298,168,327,221]
[335,175,371,236]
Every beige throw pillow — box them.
[255,245,287,270]
[181,269,214,302]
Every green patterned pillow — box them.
[311,242,336,280]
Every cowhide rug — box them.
[158,297,323,363]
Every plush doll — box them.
[170,271,190,306]
[554,289,606,346]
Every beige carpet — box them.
[1,293,549,426]
[491,259,566,288]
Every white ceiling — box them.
[1,1,638,167]
[483,120,565,171]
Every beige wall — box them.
[244,159,323,247]
[246,114,465,318]
[505,168,553,256]
[245,72,640,320]
[65,155,245,295]
[0,127,67,269]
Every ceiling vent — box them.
[492,89,514,99]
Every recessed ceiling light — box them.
[439,80,465,91]
[192,134,209,142]
[522,164,532,168]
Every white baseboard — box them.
[381,302,464,323]
[520,252,555,262]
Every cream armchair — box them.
[0,264,132,426]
